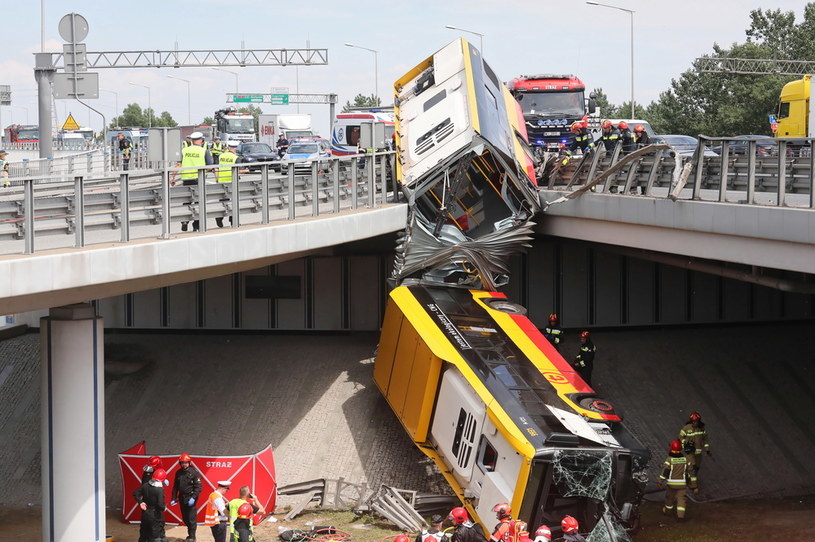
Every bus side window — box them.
[477,435,498,472]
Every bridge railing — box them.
[0,151,396,255]
[5,147,158,181]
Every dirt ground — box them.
[1,496,813,542]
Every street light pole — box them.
[128,82,152,128]
[212,68,239,94]
[100,89,119,126]
[586,1,635,118]
[344,43,379,101]
[167,75,191,124]
[444,25,485,56]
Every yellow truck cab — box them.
[776,75,810,138]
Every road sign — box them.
[0,85,10,106]
[58,13,89,43]
[233,94,265,103]
[53,72,99,99]
[62,113,80,130]
[270,94,289,105]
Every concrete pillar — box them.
[40,304,105,542]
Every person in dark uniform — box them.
[277,134,289,158]
[633,124,651,148]
[573,331,596,386]
[171,453,202,542]
[141,455,163,484]
[415,514,449,542]
[561,121,595,165]
[553,516,585,542]
[449,507,487,542]
[543,314,563,351]
[596,120,621,152]
[134,467,168,542]
[617,122,636,153]
[232,502,257,542]
[117,133,133,170]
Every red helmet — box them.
[570,121,583,134]
[601,120,613,129]
[534,525,551,541]
[448,507,469,524]
[634,124,645,133]
[179,453,192,462]
[617,121,629,131]
[670,439,683,453]
[152,468,168,483]
[689,411,702,422]
[561,516,579,534]
[394,536,411,542]
[237,502,253,519]
[492,503,511,518]
[580,331,590,339]
[548,313,558,325]
[148,456,162,468]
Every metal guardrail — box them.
[0,152,396,255]
[5,147,158,181]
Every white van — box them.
[330,111,394,155]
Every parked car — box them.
[280,142,331,174]
[711,135,778,157]
[237,142,278,170]
[652,134,718,158]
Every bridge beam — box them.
[40,304,105,542]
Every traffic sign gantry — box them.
[232,94,265,103]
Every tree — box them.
[110,103,177,128]
[591,88,618,119]
[342,93,381,112]
[201,116,215,126]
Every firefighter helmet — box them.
[394,536,411,542]
[617,121,629,131]
[670,439,683,453]
[548,313,558,325]
[179,453,192,462]
[534,525,552,542]
[580,331,590,339]
[634,124,646,133]
[561,516,579,534]
[448,507,469,524]
[689,411,702,422]
[148,456,162,468]
[152,468,168,483]
[601,120,613,130]
[493,503,511,519]
[237,502,253,519]
[570,121,583,133]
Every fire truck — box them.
[507,74,597,154]
[5,124,40,144]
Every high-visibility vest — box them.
[205,491,226,526]
[217,151,238,182]
[180,144,206,180]
[211,141,224,153]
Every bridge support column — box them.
[40,304,105,542]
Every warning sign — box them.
[62,113,80,131]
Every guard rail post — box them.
[74,176,85,248]
[351,157,359,209]
[810,140,815,209]
[332,158,340,214]
[379,153,388,204]
[161,164,171,239]
[23,178,35,254]
[68,155,75,176]
[287,165,296,220]
[712,141,729,202]
[48,157,54,177]
[104,150,110,174]
[776,140,787,207]
[744,141,756,204]
[230,166,240,228]
[311,160,319,217]
[197,167,207,233]
[87,152,93,175]
[120,173,130,242]
[261,164,270,224]
[367,153,375,208]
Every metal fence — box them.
[0,152,396,255]
[5,147,157,180]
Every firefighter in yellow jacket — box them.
[657,440,698,520]
[679,411,711,478]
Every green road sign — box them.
[270,94,289,105]
[233,94,265,103]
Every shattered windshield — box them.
[517,90,585,117]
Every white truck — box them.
[258,114,313,153]
[215,107,256,143]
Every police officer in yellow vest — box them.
[215,141,240,228]
[210,136,225,163]
[175,131,213,232]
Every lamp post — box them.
[128,82,151,128]
[344,43,379,101]
[167,75,191,124]
[444,25,484,55]
[212,67,239,94]
[100,89,119,126]
[586,1,635,118]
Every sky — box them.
[0,0,809,137]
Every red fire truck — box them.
[5,124,40,144]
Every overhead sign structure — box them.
[233,94,265,103]
[62,113,80,130]
[55,12,99,101]
[270,93,289,105]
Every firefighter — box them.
[533,525,551,542]
[657,439,698,520]
[210,136,225,163]
[415,514,449,542]
[449,507,487,542]
[232,502,256,542]
[561,121,594,165]
[141,455,163,484]
[489,502,512,542]
[204,480,231,542]
[679,411,711,478]
[617,122,636,153]
[173,131,214,232]
[171,452,202,542]
[133,467,168,542]
[543,314,563,350]
[634,125,650,147]
[596,120,621,152]
[216,140,241,228]
[228,485,265,539]
[554,516,585,542]
[573,331,596,385]
[0,149,8,187]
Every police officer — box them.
[617,122,636,153]
[596,120,621,152]
[543,314,563,351]
[657,440,698,521]
[415,514,450,542]
[573,331,596,385]
[183,135,193,148]
[0,150,10,187]
[209,136,225,163]
[449,507,487,542]
[561,121,594,165]
[215,141,240,228]
[277,134,289,158]
[204,480,231,542]
[174,131,214,232]
[134,468,168,542]
[171,453,202,542]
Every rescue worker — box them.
[561,121,594,165]
[0,149,9,188]
[277,134,289,158]
[633,124,650,148]
[415,514,449,542]
[617,122,636,154]
[533,525,551,542]
[141,455,163,484]
[174,131,214,232]
[117,133,133,171]
[573,331,596,385]
[215,140,240,228]
[232,502,256,542]
[490,502,512,542]
[596,120,621,152]
[449,506,487,542]
[679,411,711,478]
[204,480,231,542]
[171,452,202,542]
[209,136,225,163]
[554,516,584,542]
[133,467,168,542]
[228,485,265,539]
[657,439,698,520]
[543,314,563,351]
